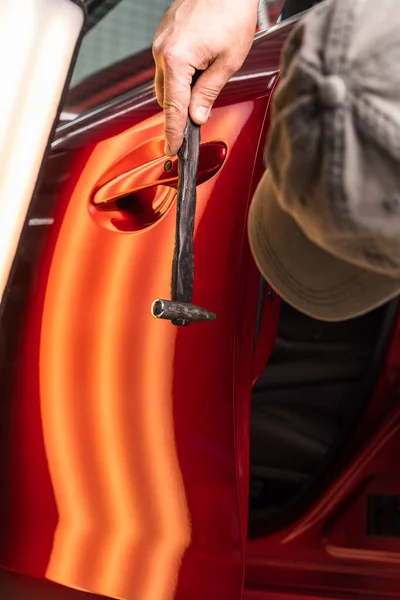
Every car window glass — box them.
[61,0,317,123]
[71,0,316,89]
[279,0,323,21]
[257,0,286,29]
[71,0,171,86]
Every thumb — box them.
[189,59,233,124]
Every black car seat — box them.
[250,298,398,514]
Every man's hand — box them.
[152,0,259,155]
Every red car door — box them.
[0,10,284,600]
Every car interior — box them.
[249,286,399,534]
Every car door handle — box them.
[92,141,227,207]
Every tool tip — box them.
[151,299,164,318]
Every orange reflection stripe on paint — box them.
[40,196,97,581]
[41,146,115,584]
[40,135,190,600]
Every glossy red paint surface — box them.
[0,22,285,600]
[1,13,400,600]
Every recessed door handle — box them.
[92,141,227,207]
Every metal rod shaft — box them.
[171,117,200,304]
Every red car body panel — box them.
[0,15,399,600]
[0,22,285,600]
